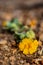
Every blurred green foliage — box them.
[4,18,35,43]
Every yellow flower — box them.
[2,21,7,27]
[30,19,37,27]
[19,38,39,55]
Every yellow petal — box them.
[23,48,29,55]
[19,42,25,51]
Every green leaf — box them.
[26,30,35,39]
[15,32,25,39]
[5,21,11,29]
[20,33,25,39]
